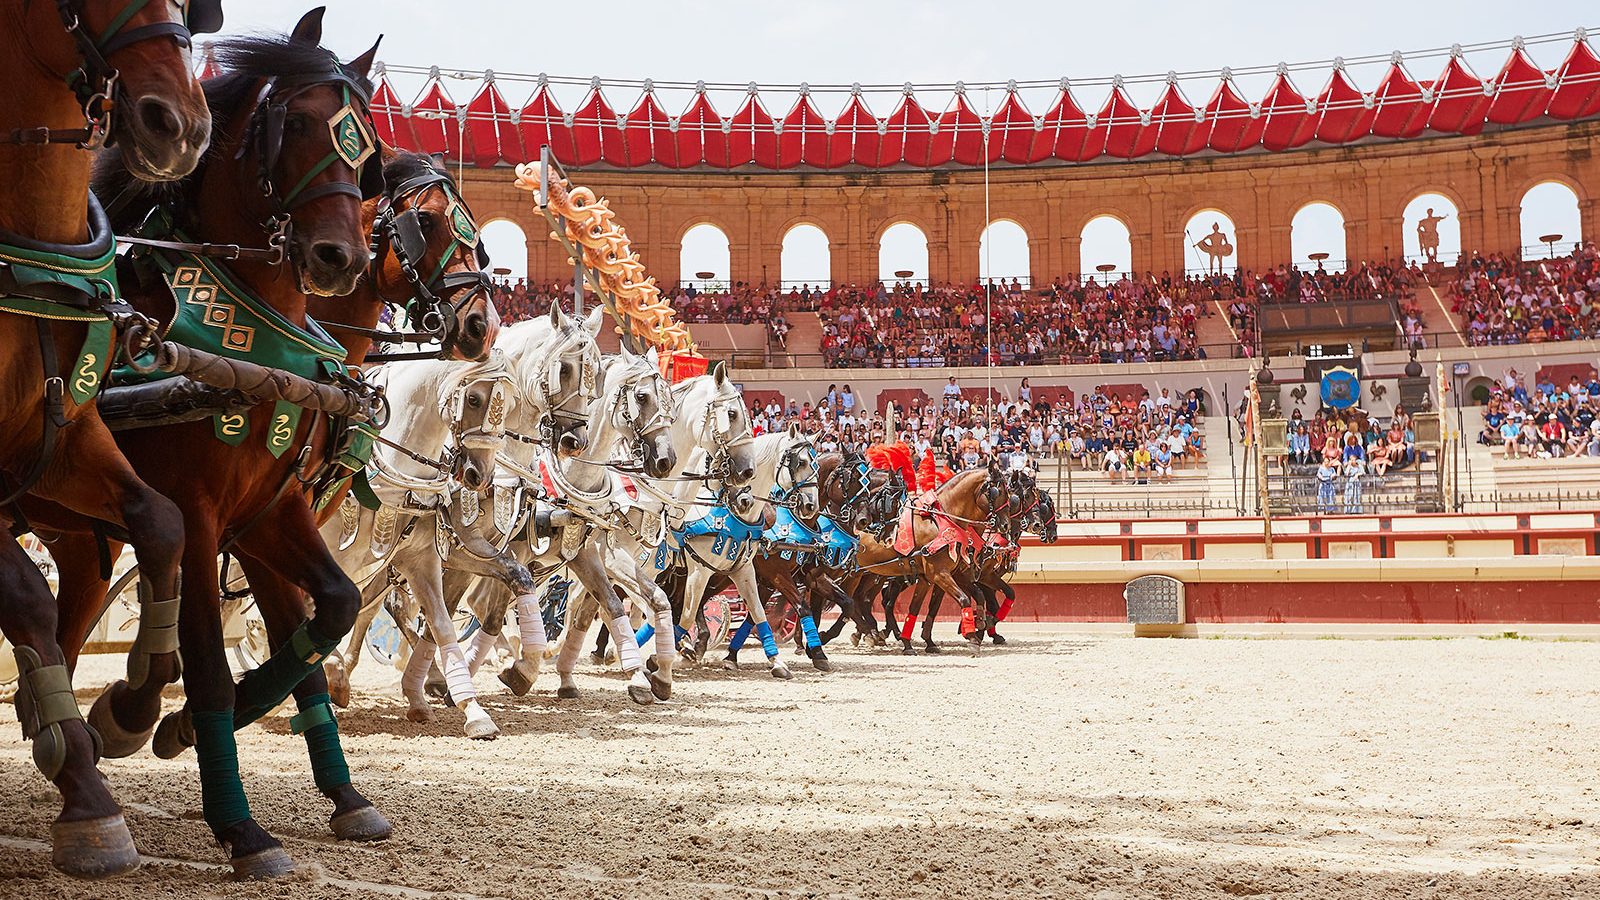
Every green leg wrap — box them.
[291,692,351,794]
[192,709,251,834]
[233,622,340,729]
[127,574,182,691]
[12,647,93,780]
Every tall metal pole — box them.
[1250,369,1273,558]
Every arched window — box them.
[1402,193,1460,265]
[978,220,1029,286]
[480,219,528,281]
[878,222,928,285]
[1290,202,1347,273]
[1519,182,1583,259]
[679,223,731,290]
[1182,209,1238,276]
[1079,215,1132,282]
[780,224,830,288]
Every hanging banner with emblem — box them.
[265,400,302,459]
[215,410,250,445]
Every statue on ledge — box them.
[1193,222,1235,276]
[1416,207,1449,264]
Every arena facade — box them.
[3,6,1600,898]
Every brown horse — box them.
[27,12,387,877]
[0,0,213,878]
[848,464,1015,653]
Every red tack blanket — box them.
[894,490,980,560]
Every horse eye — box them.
[467,394,483,408]
[284,114,310,135]
[416,212,435,231]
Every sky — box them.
[206,1,1596,283]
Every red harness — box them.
[894,490,981,562]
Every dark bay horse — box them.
[26,11,387,877]
[0,0,214,878]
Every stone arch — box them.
[878,221,929,285]
[679,222,731,288]
[479,217,528,281]
[978,219,1030,285]
[1079,214,1133,281]
[780,222,831,288]
[1290,201,1348,272]
[1518,180,1584,258]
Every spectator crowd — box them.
[1477,367,1600,459]
[1450,243,1600,346]
[747,378,1208,482]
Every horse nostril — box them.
[136,97,183,141]
[465,312,487,340]
[739,465,755,482]
[311,241,352,271]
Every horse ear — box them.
[788,422,801,438]
[548,300,565,329]
[645,346,659,368]
[290,7,326,44]
[584,307,604,337]
[710,360,727,386]
[347,36,383,78]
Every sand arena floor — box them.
[1,630,1599,899]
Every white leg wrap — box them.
[653,606,676,663]
[403,640,437,698]
[463,629,496,675]
[609,614,643,672]
[517,594,549,656]
[439,641,477,705]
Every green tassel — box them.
[193,709,251,833]
[234,622,339,728]
[292,692,351,793]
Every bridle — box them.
[115,48,384,278]
[538,324,600,441]
[766,436,819,511]
[359,168,493,360]
[698,389,755,488]
[5,0,222,148]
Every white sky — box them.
[212,2,1595,282]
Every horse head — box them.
[194,11,381,296]
[604,345,676,477]
[497,303,602,457]
[438,354,516,495]
[367,151,499,361]
[49,0,217,178]
[771,424,820,520]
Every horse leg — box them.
[732,565,791,680]
[921,589,944,654]
[778,568,829,672]
[554,585,597,699]
[881,577,907,646]
[616,546,677,700]
[987,577,1016,644]
[231,555,391,842]
[166,524,294,877]
[0,534,138,877]
[396,551,498,739]
[35,415,185,759]
[482,558,543,698]
[555,549,642,699]
[324,573,391,708]
[898,580,931,655]
[927,560,983,648]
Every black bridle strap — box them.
[114,233,285,263]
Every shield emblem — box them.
[447,197,478,245]
[328,104,374,171]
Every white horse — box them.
[544,359,762,700]
[442,344,679,705]
[320,305,600,737]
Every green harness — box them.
[0,219,121,406]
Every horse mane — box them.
[93,33,374,233]
[382,151,446,190]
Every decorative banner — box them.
[265,400,302,459]
[215,410,250,446]
[1320,365,1361,410]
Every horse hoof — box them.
[850,632,861,647]
[151,709,194,760]
[425,682,453,705]
[330,806,393,842]
[405,706,432,724]
[588,652,607,667]
[648,673,673,701]
[719,657,739,672]
[231,846,296,880]
[924,643,943,655]
[88,687,154,759]
[811,655,833,673]
[901,646,917,656]
[990,633,1007,646]
[498,664,533,697]
[463,718,499,741]
[770,664,793,680]
[556,684,580,700]
[627,684,656,705]
[51,814,139,879]
[324,664,351,708]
